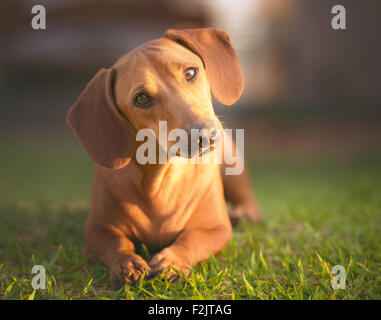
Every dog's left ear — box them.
[164,28,244,106]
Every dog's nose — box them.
[209,128,218,145]
[194,126,218,150]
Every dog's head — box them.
[66,28,244,169]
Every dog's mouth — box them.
[199,143,215,156]
[173,145,213,158]
[168,127,224,159]
[195,131,223,158]
[198,128,223,156]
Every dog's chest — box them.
[125,186,199,249]
[107,161,220,249]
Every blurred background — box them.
[0,0,381,204]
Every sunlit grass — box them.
[0,140,380,299]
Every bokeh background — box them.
[0,0,381,203]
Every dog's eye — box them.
[184,67,197,81]
[134,93,152,107]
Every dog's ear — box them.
[164,28,244,106]
[66,68,134,169]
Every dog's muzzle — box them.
[188,124,222,157]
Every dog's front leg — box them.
[221,134,263,225]
[148,225,232,281]
[85,223,151,289]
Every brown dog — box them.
[66,28,261,288]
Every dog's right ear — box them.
[164,28,244,106]
[66,68,134,169]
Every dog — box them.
[66,28,262,288]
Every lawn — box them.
[0,138,380,300]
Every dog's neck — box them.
[131,140,186,195]
[130,158,207,218]
[137,161,172,194]
[129,139,217,207]
[133,157,198,197]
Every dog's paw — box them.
[229,204,263,226]
[110,253,150,289]
[148,247,191,282]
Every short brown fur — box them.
[66,28,262,288]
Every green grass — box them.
[0,139,380,300]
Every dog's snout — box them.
[191,125,219,152]
[197,128,210,148]
[210,128,218,143]
[197,127,218,148]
